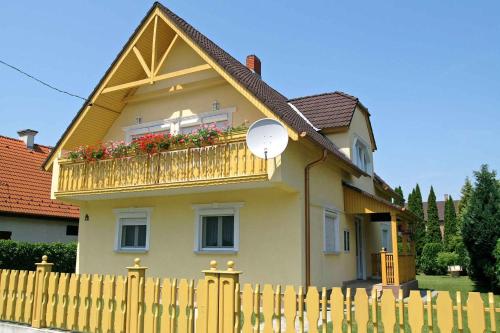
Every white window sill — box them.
[323,250,341,255]
[194,249,238,255]
[115,248,149,253]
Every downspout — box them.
[305,147,328,288]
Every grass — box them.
[315,275,500,333]
[417,274,500,306]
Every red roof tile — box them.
[0,135,79,219]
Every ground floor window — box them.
[114,208,152,252]
[324,209,340,253]
[193,202,243,252]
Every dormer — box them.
[288,92,376,175]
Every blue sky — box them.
[0,1,499,200]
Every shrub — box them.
[420,243,447,275]
[0,240,77,273]
[436,251,460,269]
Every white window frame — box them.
[352,136,373,174]
[323,209,340,254]
[122,107,235,142]
[343,228,351,252]
[192,202,243,253]
[113,208,152,252]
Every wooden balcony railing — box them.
[57,139,269,195]
[378,252,416,285]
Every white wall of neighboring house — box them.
[0,215,78,243]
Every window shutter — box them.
[324,212,338,252]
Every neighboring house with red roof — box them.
[44,3,417,294]
[0,130,79,243]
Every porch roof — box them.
[342,182,417,222]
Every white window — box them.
[381,225,390,251]
[123,108,235,141]
[353,137,372,174]
[124,120,171,144]
[324,210,340,253]
[193,202,243,253]
[179,109,233,134]
[114,208,152,252]
[343,229,351,252]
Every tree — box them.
[463,165,500,290]
[426,186,442,243]
[394,186,405,206]
[407,184,425,257]
[457,177,473,233]
[443,195,458,249]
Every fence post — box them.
[380,248,387,286]
[203,260,241,333]
[32,255,53,328]
[126,258,147,333]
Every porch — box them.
[343,183,417,293]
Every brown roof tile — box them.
[288,92,359,129]
[0,135,79,219]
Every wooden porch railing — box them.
[378,251,416,285]
[57,139,269,194]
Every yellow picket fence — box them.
[0,256,498,333]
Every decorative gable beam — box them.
[132,46,151,77]
[102,63,212,94]
[154,34,178,76]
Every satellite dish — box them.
[246,118,288,159]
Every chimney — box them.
[246,55,261,77]
[444,194,449,201]
[17,129,38,149]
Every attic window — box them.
[353,137,372,174]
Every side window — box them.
[343,229,350,252]
[324,210,340,253]
[353,137,372,174]
[114,208,151,252]
[381,227,389,250]
[66,225,79,236]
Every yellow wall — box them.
[327,106,375,195]
[77,187,303,286]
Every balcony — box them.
[56,137,270,198]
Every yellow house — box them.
[44,2,417,293]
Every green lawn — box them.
[417,274,500,306]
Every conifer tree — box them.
[457,177,473,233]
[443,195,457,249]
[407,185,425,256]
[394,186,405,206]
[426,186,442,243]
[463,165,500,290]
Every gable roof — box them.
[0,135,79,220]
[288,92,359,129]
[43,2,367,177]
[289,91,377,150]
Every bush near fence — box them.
[0,240,76,273]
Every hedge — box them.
[0,240,77,273]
